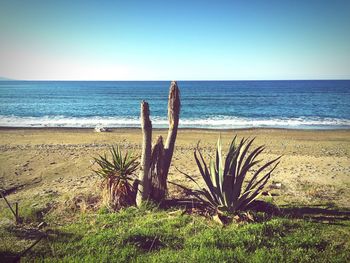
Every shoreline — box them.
[1,126,350,132]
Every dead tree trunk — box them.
[164,81,181,177]
[149,136,165,200]
[136,101,152,206]
[137,81,180,204]
[150,81,180,201]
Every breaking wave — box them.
[1,115,350,129]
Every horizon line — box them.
[1,78,350,82]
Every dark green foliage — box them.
[93,145,139,181]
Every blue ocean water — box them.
[0,80,349,129]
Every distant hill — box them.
[0,77,15,81]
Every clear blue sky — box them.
[0,0,349,80]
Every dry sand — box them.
[0,128,349,208]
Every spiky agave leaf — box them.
[173,167,220,209]
[185,136,280,214]
[194,149,221,205]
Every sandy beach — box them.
[0,128,349,209]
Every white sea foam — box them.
[1,115,350,129]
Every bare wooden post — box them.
[136,101,152,206]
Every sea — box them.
[0,80,349,129]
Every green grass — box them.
[1,204,349,262]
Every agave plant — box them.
[93,145,139,210]
[177,136,281,214]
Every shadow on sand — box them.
[161,198,350,225]
[1,226,81,263]
[280,205,350,225]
